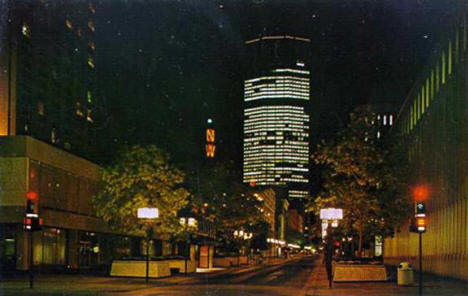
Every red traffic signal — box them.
[413,186,428,202]
[25,191,39,215]
[26,191,38,200]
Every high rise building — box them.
[243,35,311,200]
[0,0,99,160]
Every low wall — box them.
[333,263,387,282]
[213,256,247,267]
[110,260,171,278]
[167,259,197,273]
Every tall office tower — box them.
[0,0,99,160]
[243,35,311,200]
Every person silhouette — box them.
[324,234,335,288]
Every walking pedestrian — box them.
[324,235,335,288]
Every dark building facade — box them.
[0,0,99,161]
[384,14,468,280]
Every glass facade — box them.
[243,61,310,199]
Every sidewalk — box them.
[305,258,468,296]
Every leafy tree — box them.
[94,145,190,237]
[310,107,410,256]
[187,161,266,247]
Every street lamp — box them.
[320,208,343,239]
[137,207,159,284]
[234,230,253,265]
[180,217,197,275]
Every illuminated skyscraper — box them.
[243,35,311,199]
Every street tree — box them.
[188,161,266,247]
[94,145,190,237]
[311,108,410,256]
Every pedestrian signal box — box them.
[415,201,426,217]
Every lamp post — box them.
[137,207,159,284]
[320,208,343,239]
[234,230,253,265]
[180,217,197,275]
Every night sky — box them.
[95,0,460,169]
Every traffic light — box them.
[415,201,426,217]
[413,185,428,201]
[24,191,41,232]
[416,216,426,232]
[25,191,38,215]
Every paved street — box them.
[2,256,468,296]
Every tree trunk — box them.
[358,225,363,258]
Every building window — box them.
[87,57,95,68]
[51,128,57,143]
[448,41,452,75]
[22,23,30,37]
[421,84,426,115]
[76,102,84,117]
[87,91,92,103]
[88,41,95,51]
[89,2,96,14]
[86,109,93,123]
[88,20,95,32]
[383,115,387,126]
[37,101,44,116]
[426,78,429,108]
[65,19,73,29]
[442,51,446,84]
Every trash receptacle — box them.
[397,262,414,285]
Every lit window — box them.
[426,78,429,108]
[76,102,84,117]
[89,2,96,13]
[389,115,393,126]
[383,115,387,125]
[421,86,425,115]
[51,128,57,143]
[65,19,73,29]
[87,91,92,103]
[88,20,95,32]
[37,101,44,116]
[22,23,30,37]
[442,51,446,84]
[377,131,381,139]
[86,109,93,122]
[88,41,95,51]
[87,57,95,68]
[448,41,452,75]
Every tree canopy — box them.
[93,145,190,237]
[310,108,410,255]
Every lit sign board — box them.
[206,128,215,142]
[320,208,343,220]
[206,144,215,157]
[137,208,159,219]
